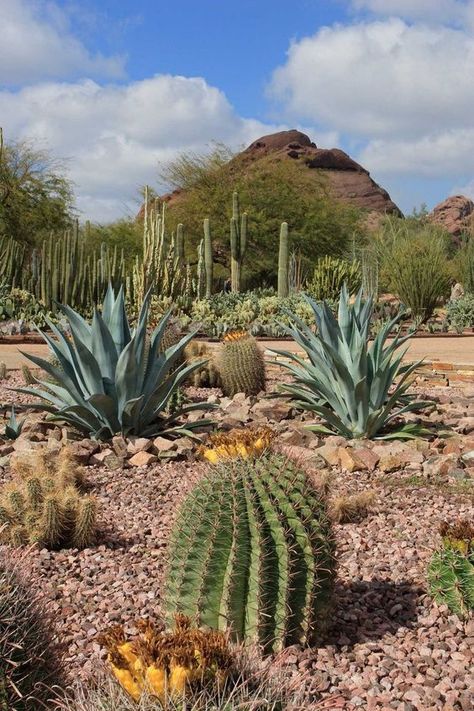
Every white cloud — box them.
[270,19,474,140]
[0,76,283,221]
[0,0,125,85]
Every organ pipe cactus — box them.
[229,192,247,292]
[17,284,212,440]
[272,286,432,439]
[278,222,289,298]
[164,453,336,653]
[203,217,214,298]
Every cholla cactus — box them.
[165,453,336,653]
[198,427,274,464]
[219,331,266,397]
[428,519,474,617]
[98,614,234,703]
[0,448,96,550]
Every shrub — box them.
[428,520,474,617]
[18,284,212,440]
[0,447,97,549]
[164,452,336,653]
[0,548,64,708]
[218,331,266,396]
[377,220,450,321]
[329,490,376,523]
[272,286,432,439]
[306,255,361,301]
[446,293,474,333]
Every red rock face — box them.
[428,195,474,240]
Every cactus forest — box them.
[1,39,473,711]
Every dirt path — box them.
[1,335,474,370]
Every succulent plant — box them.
[98,614,234,703]
[3,405,25,440]
[306,256,361,302]
[21,363,36,385]
[0,448,96,549]
[198,427,274,464]
[272,286,432,439]
[0,361,7,380]
[17,284,212,440]
[164,453,336,653]
[0,548,64,708]
[184,341,221,388]
[218,331,266,397]
[428,520,474,617]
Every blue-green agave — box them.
[16,286,212,440]
[3,406,25,440]
[271,286,432,440]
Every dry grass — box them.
[329,490,376,524]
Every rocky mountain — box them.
[428,195,474,240]
[158,129,402,218]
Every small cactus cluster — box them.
[428,519,474,617]
[0,548,64,709]
[198,427,274,464]
[21,363,36,385]
[218,331,266,397]
[184,341,221,388]
[165,453,336,653]
[0,361,7,380]
[98,614,234,703]
[0,448,97,550]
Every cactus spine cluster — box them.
[278,222,289,298]
[99,614,233,703]
[164,453,336,653]
[184,341,221,388]
[229,192,248,293]
[0,548,64,709]
[0,448,96,550]
[428,520,474,617]
[219,331,266,396]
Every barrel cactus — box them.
[198,427,274,464]
[218,331,266,397]
[164,453,336,653]
[0,548,64,709]
[428,520,474,617]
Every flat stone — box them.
[338,447,368,472]
[152,436,178,453]
[126,437,153,455]
[128,451,157,467]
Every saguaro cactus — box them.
[164,453,336,653]
[278,221,289,298]
[203,218,213,299]
[229,192,247,293]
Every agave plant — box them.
[271,286,432,440]
[16,285,212,440]
[3,406,25,440]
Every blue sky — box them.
[1,0,473,221]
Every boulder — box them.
[428,195,474,240]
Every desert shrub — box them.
[164,452,335,653]
[273,286,432,439]
[451,237,474,293]
[18,285,212,440]
[446,293,474,333]
[306,255,361,301]
[377,219,451,321]
[0,548,64,708]
[329,490,376,523]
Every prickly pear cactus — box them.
[427,519,474,617]
[164,453,336,653]
[218,331,265,397]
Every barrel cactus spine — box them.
[164,453,336,653]
[427,519,474,617]
[219,331,266,397]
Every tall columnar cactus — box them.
[229,192,247,293]
[164,453,336,653]
[203,218,214,299]
[428,520,474,618]
[278,222,289,298]
[218,331,266,396]
[0,548,64,709]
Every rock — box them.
[90,448,115,465]
[152,436,177,453]
[250,399,293,422]
[0,444,14,457]
[128,451,158,467]
[126,437,153,455]
[338,447,368,473]
[429,195,474,240]
[315,443,341,467]
[351,447,380,471]
[69,439,100,464]
[173,437,195,457]
[112,436,128,458]
[423,453,462,478]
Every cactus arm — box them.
[203,218,213,299]
[278,222,289,298]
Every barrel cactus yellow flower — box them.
[198,427,274,464]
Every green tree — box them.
[0,128,75,243]
[157,145,366,288]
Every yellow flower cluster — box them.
[222,330,249,342]
[198,427,274,464]
[98,615,233,703]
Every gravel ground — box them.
[0,373,473,710]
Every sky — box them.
[1,0,473,222]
